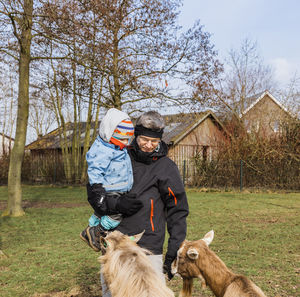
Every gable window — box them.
[244,120,251,133]
[273,120,280,132]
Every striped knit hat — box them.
[111,119,134,142]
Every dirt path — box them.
[31,284,101,297]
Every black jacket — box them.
[116,139,189,258]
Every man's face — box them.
[137,135,160,152]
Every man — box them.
[87,111,189,295]
[117,110,189,281]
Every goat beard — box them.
[179,278,193,297]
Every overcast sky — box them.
[178,0,300,87]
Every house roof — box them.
[0,133,14,141]
[240,90,290,118]
[25,122,99,150]
[162,110,229,145]
[26,111,228,150]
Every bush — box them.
[191,126,300,190]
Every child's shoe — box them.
[86,225,107,252]
[80,227,91,247]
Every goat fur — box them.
[171,230,267,297]
[99,230,174,297]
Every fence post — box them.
[53,162,56,184]
[240,159,243,191]
[183,160,186,186]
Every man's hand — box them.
[116,193,143,216]
[163,254,175,280]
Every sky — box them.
[178,0,300,87]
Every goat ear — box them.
[132,230,145,243]
[187,248,199,260]
[202,230,214,246]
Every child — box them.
[80,108,143,251]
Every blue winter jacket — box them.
[86,136,133,192]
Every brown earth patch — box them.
[240,217,286,224]
[31,284,101,297]
[0,200,87,210]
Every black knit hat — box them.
[134,124,164,139]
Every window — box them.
[244,120,251,133]
[273,120,280,132]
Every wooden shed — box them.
[25,111,229,182]
[162,111,230,179]
[25,122,99,182]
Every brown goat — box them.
[171,230,267,297]
[99,230,174,297]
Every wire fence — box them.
[177,158,299,190]
[0,154,299,190]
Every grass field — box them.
[0,185,299,297]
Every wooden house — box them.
[25,122,98,155]
[240,90,294,137]
[25,111,229,182]
[162,110,230,179]
[25,122,99,182]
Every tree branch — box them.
[0,48,18,60]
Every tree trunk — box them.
[3,0,33,217]
[112,26,121,108]
[71,57,79,182]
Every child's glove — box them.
[116,193,143,216]
[87,183,109,215]
[163,254,175,280]
[92,183,107,208]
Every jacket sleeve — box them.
[159,160,189,259]
[86,137,112,185]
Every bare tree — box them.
[0,62,17,155]
[38,0,221,182]
[194,38,276,122]
[0,0,68,216]
[42,0,221,109]
[27,97,55,141]
[225,39,275,114]
[277,73,300,118]
[0,0,33,216]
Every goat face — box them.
[100,230,145,254]
[171,230,214,279]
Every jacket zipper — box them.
[150,199,154,231]
[168,187,177,205]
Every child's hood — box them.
[99,108,130,142]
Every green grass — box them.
[0,184,87,203]
[0,186,299,297]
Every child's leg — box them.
[85,214,122,252]
[100,214,122,230]
[86,224,107,252]
[89,213,101,227]
[79,226,90,246]
[86,215,122,252]
[80,214,101,249]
